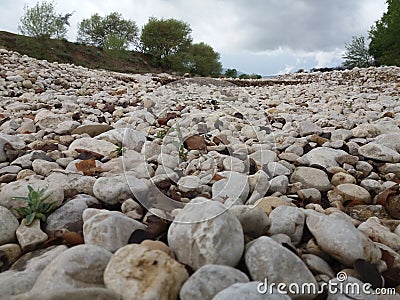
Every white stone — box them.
[0,206,19,245]
[16,219,48,251]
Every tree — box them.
[77,12,138,49]
[140,17,192,69]
[342,36,373,69]
[224,68,238,78]
[18,0,72,39]
[369,0,400,66]
[184,42,222,77]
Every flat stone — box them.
[212,171,249,206]
[358,217,400,251]
[305,211,381,266]
[30,245,112,293]
[331,172,356,186]
[299,147,347,168]
[254,196,295,215]
[245,236,317,299]
[71,124,114,137]
[334,183,371,204]
[179,264,249,300]
[358,142,400,163]
[0,243,21,267]
[249,149,278,169]
[16,219,48,251]
[104,244,188,300]
[290,167,331,192]
[45,194,100,235]
[177,175,202,193]
[16,288,120,300]
[83,208,147,252]
[96,128,147,152]
[213,282,291,300]
[269,175,289,195]
[168,198,244,270]
[0,245,67,297]
[69,137,117,157]
[297,120,322,137]
[31,159,62,176]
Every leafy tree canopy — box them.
[18,0,72,39]
[369,0,400,66]
[77,12,138,50]
[184,42,222,77]
[140,17,192,69]
[342,35,373,69]
[224,68,238,78]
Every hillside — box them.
[0,30,162,74]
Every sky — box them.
[0,0,388,76]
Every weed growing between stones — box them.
[12,185,56,225]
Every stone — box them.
[93,174,149,205]
[249,149,278,169]
[327,276,379,300]
[375,133,400,152]
[299,147,347,168]
[305,211,381,266]
[16,219,48,251]
[331,172,356,186]
[22,80,33,88]
[0,206,19,245]
[140,240,175,258]
[245,236,317,299]
[34,109,70,130]
[83,208,147,252]
[45,194,100,235]
[212,171,249,206]
[71,123,114,137]
[229,205,271,238]
[104,244,188,300]
[15,288,121,300]
[222,156,245,172]
[0,134,25,163]
[177,175,202,193]
[69,137,117,157]
[263,162,291,177]
[157,153,180,169]
[96,128,147,152]
[290,167,331,192]
[297,120,322,137]
[268,206,305,245]
[0,243,21,267]
[180,264,249,300]
[30,245,112,293]
[0,245,67,297]
[301,254,335,278]
[213,282,291,300]
[254,196,295,215]
[358,217,400,251]
[268,175,289,195]
[121,198,144,220]
[31,159,62,176]
[297,188,321,203]
[358,143,400,163]
[334,184,371,204]
[168,198,244,270]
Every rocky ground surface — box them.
[0,48,400,299]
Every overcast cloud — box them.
[0,0,387,75]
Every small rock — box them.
[0,206,19,245]
[245,236,317,299]
[71,124,114,137]
[358,143,400,163]
[30,245,112,293]
[299,147,347,168]
[297,121,322,137]
[305,211,381,266]
[31,159,61,176]
[16,219,48,251]
[83,208,147,252]
[69,137,116,157]
[290,167,331,192]
[104,244,188,300]
[212,171,249,205]
[121,198,144,220]
[331,172,357,186]
[297,188,321,203]
[301,254,335,277]
[222,156,245,172]
[213,282,291,300]
[168,198,244,270]
[0,243,21,267]
[358,217,400,251]
[22,80,33,88]
[334,184,371,204]
[179,264,249,300]
[249,149,278,169]
[0,245,67,297]
[177,175,202,193]
[229,205,271,238]
[140,240,175,258]
[269,175,289,195]
[268,206,305,245]
[254,196,295,215]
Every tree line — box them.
[342,0,399,69]
[18,0,223,77]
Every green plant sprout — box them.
[12,185,56,226]
[169,124,188,161]
[115,145,127,156]
[156,128,168,139]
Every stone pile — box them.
[0,48,400,299]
